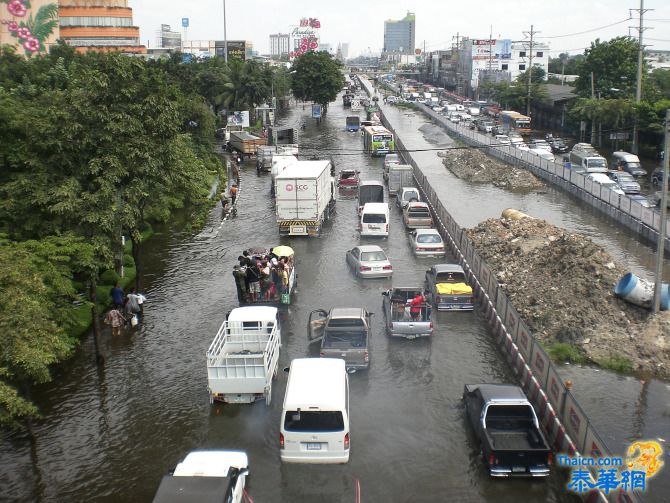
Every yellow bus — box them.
[362,125,395,156]
[500,111,531,134]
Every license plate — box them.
[368,225,380,230]
[406,335,416,340]
[290,225,307,235]
[306,443,322,451]
[373,266,381,271]
[512,466,526,473]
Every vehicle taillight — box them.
[344,433,350,450]
[489,453,496,466]
[429,322,433,329]
[320,351,324,357]
[435,246,444,251]
[383,265,392,270]
[385,223,389,232]
[547,452,553,465]
[280,433,284,449]
[360,266,371,271]
[364,351,369,362]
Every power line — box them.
[537,17,632,39]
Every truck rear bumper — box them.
[436,303,474,311]
[490,466,551,477]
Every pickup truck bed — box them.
[488,429,544,450]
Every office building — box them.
[58,0,146,53]
[340,42,349,61]
[270,33,290,58]
[383,12,415,54]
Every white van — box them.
[360,202,389,237]
[280,358,350,464]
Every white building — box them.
[269,33,290,58]
[340,42,349,61]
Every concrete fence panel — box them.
[504,301,521,341]
[546,366,566,412]
[563,392,589,450]
[495,286,508,323]
[516,320,534,359]
[641,207,654,228]
[530,344,551,391]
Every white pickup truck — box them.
[206,306,281,405]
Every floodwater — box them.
[0,93,664,502]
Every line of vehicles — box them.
[153,87,557,501]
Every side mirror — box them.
[283,367,290,373]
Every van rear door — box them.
[282,409,349,462]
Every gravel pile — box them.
[439,147,544,190]
[466,216,670,378]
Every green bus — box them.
[362,125,395,157]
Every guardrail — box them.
[359,77,643,503]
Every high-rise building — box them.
[58,0,146,53]
[340,42,349,61]
[269,33,290,58]
[383,12,415,54]
[156,24,181,50]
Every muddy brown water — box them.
[0,96,665,502]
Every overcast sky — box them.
[130,0,670,57]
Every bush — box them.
[547,343,587,364]
[123,253,135,267]
[99,269,120,285]
[596,354,633,373]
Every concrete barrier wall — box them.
[361,77,640,503]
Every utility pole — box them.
[488,26,493,72]
[223,0,228,63]
[523,25,539,117]
[591,72,597,145]
[631,0,652,154]
[653,109,669,314]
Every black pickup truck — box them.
[463,384,552,477]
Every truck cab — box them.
[153,450,249,503]
[308,308,372,371]
[463,384,551,477]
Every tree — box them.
[0,235,97,427]
[574,37,641,98]
[290,51,344,110]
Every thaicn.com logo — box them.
[559,440,664,495]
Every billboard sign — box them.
[182,18,189,28]
[227,111,250,128]
[311,104,322,119]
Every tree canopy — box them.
[290,51,344,108]
[574,37,641,98]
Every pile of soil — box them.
[439,147,544,190]
[466,216,670,378]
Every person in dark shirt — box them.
[110,282,124,309]
[246,261,261,302]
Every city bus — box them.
[362,125,395,157]
[500,110,532,134]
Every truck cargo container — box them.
[275,161,336,236]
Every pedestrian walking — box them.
[220,191,230,210]
[125,287,142,326]
[105,306,126,336]
[230,184,238,205]
[110,281,124,310]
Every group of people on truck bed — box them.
[232,248,293,304]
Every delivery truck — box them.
[229,131,266,158]
[275,160,336,237]
[387,164,413,196]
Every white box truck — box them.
[275,160,336,237]
[387,164,413,196]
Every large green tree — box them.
[574,37,641,98]
[290,51,344,110]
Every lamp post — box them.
[222,0,228,63]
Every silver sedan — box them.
[409,229,446,257]
[346,245,393,278]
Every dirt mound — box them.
[466,216,670,378]
[439,147,544,190]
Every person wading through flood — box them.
[105,306,126,336]
[229,183,238,205]
[246,260,261,302]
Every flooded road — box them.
[0,99,582,502]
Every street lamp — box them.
[222,0,228,63]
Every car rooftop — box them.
[415,228,440,234]
[355,244,385,252]
[406,202,429,208]
[330,307,366,318]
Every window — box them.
[362,213,386,223]
[519,64,526,71]
[519,51,526,57]
[284,411,344,432]
[536,51,544,57]
[417,234,443,244]
[501,64,508,70]
[361,251,387,262]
